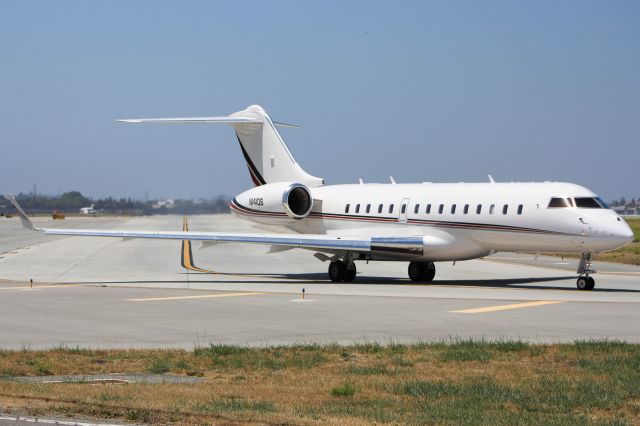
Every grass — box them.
[146,357,172,374]
[330,382,357,397]
[0,340,639,424]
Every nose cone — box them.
[610,219,634,248]
[620,220,635,243]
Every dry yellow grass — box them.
[0,341,639,425]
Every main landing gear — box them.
[408,261,436,283]
[576,252,595,291]
[328,259,357,282]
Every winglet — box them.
[5,194,36,231]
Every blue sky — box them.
[1,1,638,201]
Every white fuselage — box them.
[231,181,633,262]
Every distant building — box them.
[611,198,640,216]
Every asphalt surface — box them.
[0,214,638,348]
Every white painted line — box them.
[0,415,127,426]
[289,299,318,302]
[0,285,80,291]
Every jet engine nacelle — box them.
[233,182,314,223]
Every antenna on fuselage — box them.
[389,176,397,184]
[358,178,364,184]
[488,174,496,184]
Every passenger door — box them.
[399,198,410,223]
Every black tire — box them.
[576,276,590,290]
[408,261,425,282]
[422,262,436,282]
[344,261,357,282]
[329,260,346,282]
[586,276,595,290]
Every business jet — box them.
[79,204,97,215]
[7,105,633,290]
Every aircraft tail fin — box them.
[118,105,324,187]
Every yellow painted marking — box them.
[0,284,81,290]
[126,292,266,302]
[450,300,565,314]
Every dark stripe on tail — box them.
[236,134,266,186]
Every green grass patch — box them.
[436,339,493,362]
[146,357,172,374]
[192,343,326,370]
[194,398,276,413]
[331,382,357,397]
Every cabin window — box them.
[414,204,420,214]
[389,204,394,214]
[451,204,456,214]
[548,197,570,208]
[426,204,431,214]
[575,197,606,209]
[503,204,508,214]
[476,204,482,214]
[366,204,371,214]
[378,204,383,214]
[355,204,360,213]
[401,204,407,214]
[438,204,444,214]
[517,204,523,215]
[345,204,350,214]
[489,204,495,214]
[464,204,469,214]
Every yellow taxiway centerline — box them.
[450,300,565,314]
[126,292,266,302]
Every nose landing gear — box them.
[576,253,596,290]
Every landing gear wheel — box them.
[576,276,595,291]
[329,260,346,282]
[408,261,425,282]
[423,262,436,282]
[344,261,357,282]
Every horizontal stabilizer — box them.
[117,116,299,128]
[116,117,260,124]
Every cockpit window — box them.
[575,197,606,209]
[595,197,609,208]
[548,197,570,208]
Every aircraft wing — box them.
[5,194,423,255]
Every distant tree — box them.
[55,191,90,210]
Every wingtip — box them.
[116,119,142,123]
[5,193,36,231]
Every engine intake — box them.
[234,182,314,222]
[282,183,313,219]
